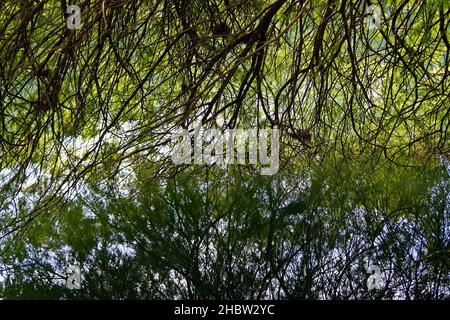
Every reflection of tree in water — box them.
[1,161,448,299]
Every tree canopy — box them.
[0,0,449,299]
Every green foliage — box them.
[1,163,448,299]
[0,0,449,300]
